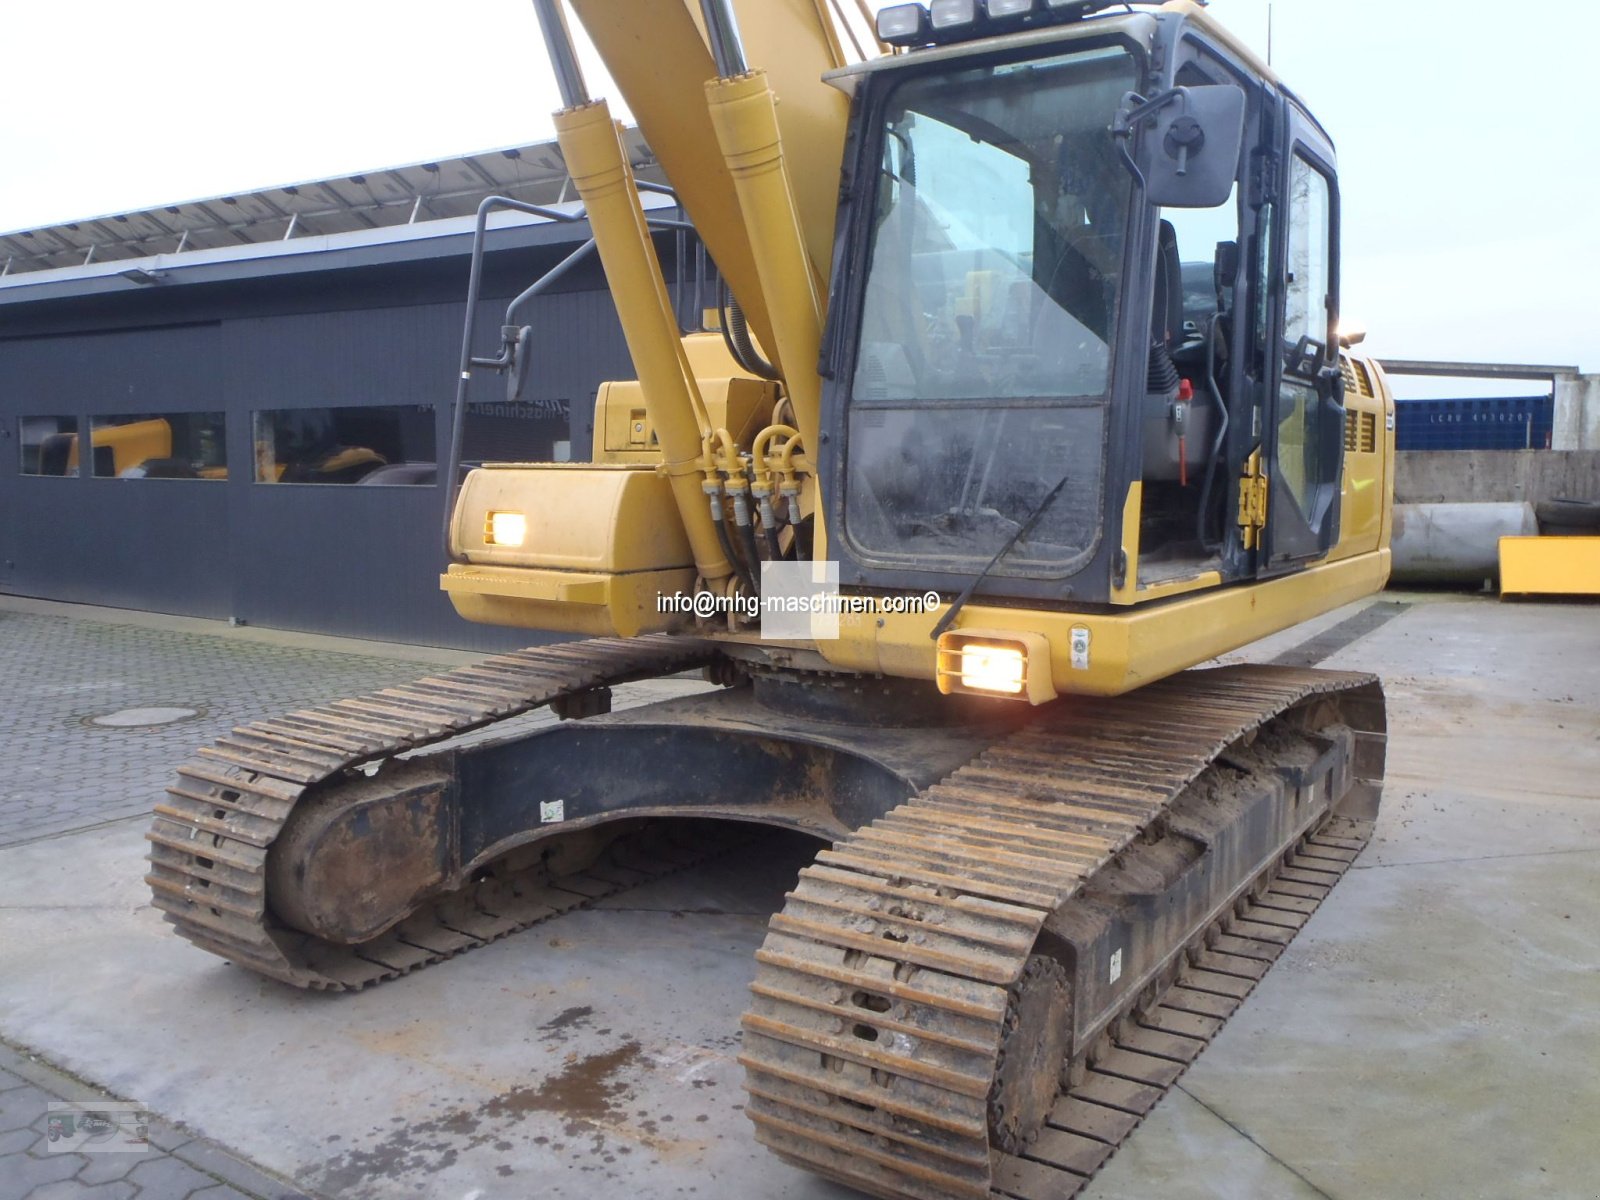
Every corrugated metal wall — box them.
[0,238,653,649]
[1394,396,1555,451]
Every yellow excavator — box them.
[147,2,1395,1195]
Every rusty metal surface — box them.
[145,636,720,990]
[738,665,1385,1200]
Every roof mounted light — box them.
[882,0,1123,51]
[875,2,930,46]
[930,0,979,29]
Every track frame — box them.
[739,666,1385,1200]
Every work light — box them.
[485,511,528,548]
[930,0,978,30]
[876,2,929,44]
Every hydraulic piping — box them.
[719,281,780,381]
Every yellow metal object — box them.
[443,563,694,637]
[1330,352,1396,565]
[444,463,695,637]
[568,0,850,359]
[553,99,733,587]
[1106,481,1224,603]
[1499,536,1600,596]
[65,418,173,476]
[1136,570,1225,603]
[704,69,827,461]
[1238,449,1269,551]
[1109,482,1142,605]
[450,463,691,571]
[936,630,1057,704]
[595,375,776,464]
[749,422,801,511]
[818,550,1389,696]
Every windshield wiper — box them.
[929,472,1071,640]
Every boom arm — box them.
[567,0,853,356]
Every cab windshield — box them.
[843,45,1138,575]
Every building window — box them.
[253,405,436,484]
[19,416,81,476]
[88,412,228,479]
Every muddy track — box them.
[145,636,722,990]
[738,665,1383,1200]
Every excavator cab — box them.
[825,6,1346,607]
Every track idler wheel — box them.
[987,954,1072,1154]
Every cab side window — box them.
[1284,155,1332,350]
[1276,153,1334,521]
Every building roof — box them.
[0,129,657,280]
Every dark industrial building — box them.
[0,132,699,649]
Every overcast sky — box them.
[2,0,1592,395]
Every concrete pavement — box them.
[0,592,1595,1199]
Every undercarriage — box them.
[146,637,1384,1198]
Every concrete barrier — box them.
[1395,449,1600,505]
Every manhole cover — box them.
[87,706,201,728]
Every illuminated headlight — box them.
[935,629,1057,704]
[930,0,978,30]
[958,643,1025,694]
[985,0,1034,17]
[876,2,929,44]
[485,510,527,547]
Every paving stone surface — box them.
[0,610,440,848]
[0,599,709,1200]
[0,604,431,1198]
[0,1043,308,1200]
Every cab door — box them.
[1260,107,1343,569]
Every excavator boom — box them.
[568,0,854,358]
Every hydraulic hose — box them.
[719,281,780,381]
[710,494,756,597]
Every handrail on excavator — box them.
[440,191,704,564]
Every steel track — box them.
[148,640,1383,1196]
[145,636,720,990]
[738,665,1384,1200]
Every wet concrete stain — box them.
[314,1041,645,1197]
[537,1004,595,1043]
[483,1040,642,1127]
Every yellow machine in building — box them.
[149,2,1395,1195]
[37,418,173,478]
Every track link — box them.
[145,636,719,990]
[739,664,1384,1200]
